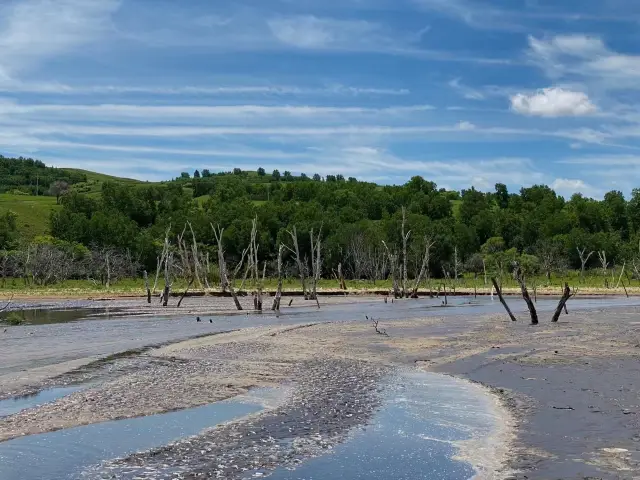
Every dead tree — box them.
[212,224,243,310]
[513,265,538,325]
[272,244,285,311]
[411,236,435,298]
[286,226,308,299]
[247,216,264,311]
[616,262,626,289]
[401,206,411,298]
[382,241,401,298]
[309,226,322,308]
[177,277,195,308]
[491,277,517,322]
[597,251,609,287]
[552,283,575,322]
[153,226,171,294]
[0,294,14,312]
[453,245,460,293]
[337,263,347,290]
[577,247,594,283]
[161,251,173,307]
[143,270,151,303]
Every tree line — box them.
[2,160,640,289]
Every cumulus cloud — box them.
[510,87,597,117]
[551,178,599,198]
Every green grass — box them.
[0,193,59,239]
[0,269,635,298]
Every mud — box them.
[3,297,640,478]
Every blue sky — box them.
[2,0,640,198]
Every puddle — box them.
[264,371,505,480]
[0,386,85,417]
[0,391,273,480]
[0,308,128,325]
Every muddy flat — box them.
[1,295,640,479]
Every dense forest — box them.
[1,156,640,288]
[0,156,87,196]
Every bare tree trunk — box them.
[597,251,609,288]
[162,252,173,307]
[153,226,171,294]
[514,266,538,325]
[212,224,243,311]
[491,277,517,322]
[401,206,411,298]
[286,226,307,299]
[309,226,322,308]
[144,270,151,304]
[411,237,435,298]
[552,283,573,322]
[177,277,195,308]
[105,251,111,289]
[187,222,203,290]
[337,263,347,290]
[577,247,594,283]
[442,282,447,305]
[272,244,285,311]
[382,241,401,298]
[616,262,626,289]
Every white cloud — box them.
[0,0,120,74]
[510,87,597,117]
[456,121,476,130]
[527,34,640,89]
[448,78,485,100]
[551,178,600,198]
[267,15,400,51]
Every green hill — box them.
[0,193,59,239]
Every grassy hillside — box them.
[63,168,149,196]
[0,193,59,239]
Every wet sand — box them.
[2,297,640,478]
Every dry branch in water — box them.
[0,294,13,312]
[272,244,285,311]
[513,265,538,325]
[491,277,517,322]
[366,315,389,337]
[552,283,576,323]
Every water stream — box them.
[0,386,85,417]
[0,393,271,480]
[265,371,505,480]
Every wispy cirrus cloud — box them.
[0,0,121,76]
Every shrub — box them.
[3,312,24,325]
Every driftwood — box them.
[491,277,517,322]
[161,251,173,307]
[514,266,538,325]
[552,283,575,322]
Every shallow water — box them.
[0,386,85,417]
[0,394,268,480]
[264,371,502,480]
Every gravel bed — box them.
[86,358,391,479]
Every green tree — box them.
[257,167,266,176]
[272,169,281,181]
[193,170,201,178]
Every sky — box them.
[2,0,640,198]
